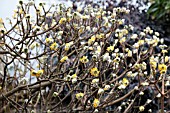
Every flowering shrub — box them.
[0,0,170,113]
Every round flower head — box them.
[158,64,167,74]
[50,42,58,50]
[93,98,100,108]
[76,93,84,100]
[107,46,114,52]
[98,88,104,94]
[150,61,157,70]
[80,56,89,63]
[90,67,100,77]
[65,41,73,51]
[59,17,67,24]
[139,106,145,112]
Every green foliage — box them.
[147,0,170,21]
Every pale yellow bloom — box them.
[80,56,89,63]
[71,74,77,79]
[50,42,58,50]
[122,29,128,35]
[93,98,100,108]
[65,41,73,51]
[59,17,67,24]
[36,6,42,14]
[120,37,126,44]
[113,57,120,63]
[150,61,157,70]
[104,85,110,91]
[131,34,138,39]
[76,93,84,100]
[122,78,129,86]
[165,56,169,63]
[25,14,31,18]
[88,35,96,45]
[162,49,168,54]
[58,31,63,36]
[90,67,100,77]
[107,46,114,52]
[45,37,53,44]
[96,33,104,39]
[139,106,145,112]
[19,8,24,14]
[98,88,104,94]
[53,92,59,97]
[92,79,99,84]
[158,64,167,74]
[138,40,144,46]
[127,50,132,57]
[60,56,68,63]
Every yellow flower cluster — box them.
[71,74,77,79]
[106,46,114,52]
[122,78,129,86]
[93,98,100,108]
[31,69,44,77]
[139,106,145,112]
[59,17,67,24]
[88,35,96,45]
[90,67,100,77]
[104,85,110,91]
[158,64,167,74]
[80,56,89,63]
[150,61,157,70]
[137,40,145,46]
[150,56,157,70]
[76,93,84,100]
[60,56,68,63]
[65,41,73,51]
[165,56,169,63]
[45,37,53,44]
[50,42,58,50]
[118,78,129,89]
[92,78,99,84]
[96,33,104,39]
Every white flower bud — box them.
[146,99,152,104]
[156,93,161,98]
[139,106,145,112]
[53,92,59,97]
[139,91,144,95]
[72,78,77,84]
[98,88,104,94]
[104,85,110,90]
[94,109,99,112]
[131,34,138,39]
[134,86,139,90]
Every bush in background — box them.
[147,0,170,21]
